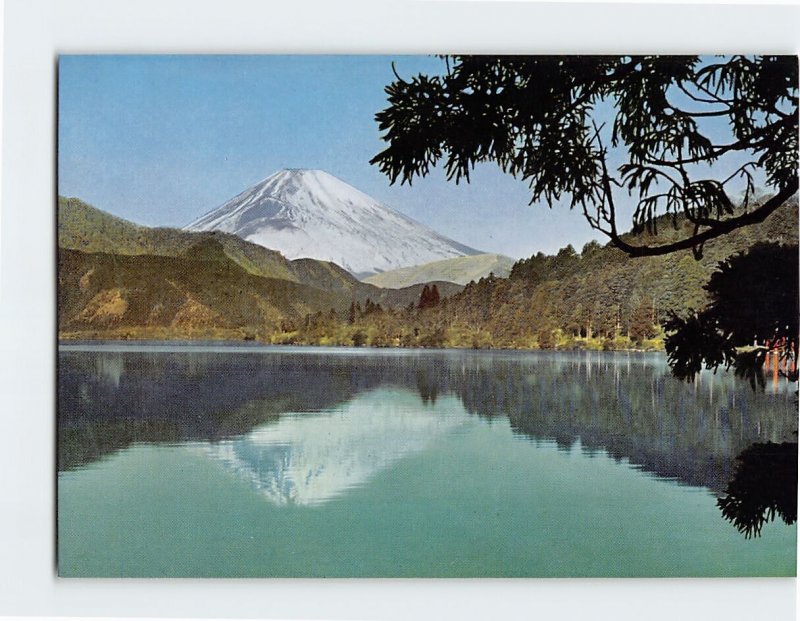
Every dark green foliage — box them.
[418,327,446,348]
[706,244,799,350]
[431,284,440,306]
[372,56,798,257]
[57,247,348,337]
[664,312,736,381]
[733,349,770,391]
[717,442,798,538]
[58,196,464,313]
[417,283,441,309]
[363,298,383,315]
[665,243,799,387]
[180,238,230,262]
[58,196,298,281]
[351,330,367,347]
[628,298,658,343]
[435,200,797,350]
[536,327,557,350]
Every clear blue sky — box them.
[57,55,752,259]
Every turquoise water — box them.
[57,344,797,577]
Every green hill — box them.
[281,197,798,349]
[58,196,461,310]
[59,194,795,347]
[434,198,800,349]
[59,196,300,280]
[58,242,348,340]
[57,198,467,340]
[362,253,515,288]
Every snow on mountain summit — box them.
[184,169,481,276]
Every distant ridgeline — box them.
[57,195,798,349]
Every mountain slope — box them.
[184,169,482,276]
[58,244,464,340]
[432,197,800,348]
[59,196,299,281]
[363,253,516,288]
[59,196,465,308]
[58,243,347,338]
[58,197,472,339]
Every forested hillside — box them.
[58,195,797,348]
[57,197,463,339]
[283,199,798,349]
[449,198,799,349]
[58,243,348,340]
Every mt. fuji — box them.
[184,169,481,277]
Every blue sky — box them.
[57,55,753,259]
[58,55,612,259]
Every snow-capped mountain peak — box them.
[184,169,481,277]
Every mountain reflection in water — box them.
[59,347,797,499]
[193,390,467,505]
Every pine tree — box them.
[629,297,657,343]
[430,284,440,306]
[418,285,432,309]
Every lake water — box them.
[57,343,797,577]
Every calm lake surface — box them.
[57,343,797,577]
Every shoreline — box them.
[57,331,665,354]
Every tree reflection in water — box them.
[59,347,797,528]
[717,441,798,538]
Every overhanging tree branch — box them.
[604,182,798,257]
[371,55,799,258]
